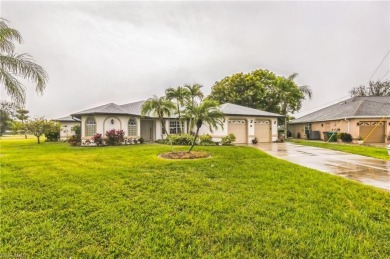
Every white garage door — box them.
[255,120,271,142]
[228,119,247,144]
[359,121,385,143]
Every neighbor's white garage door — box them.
[228,119,247,144]
[255,120,271,142]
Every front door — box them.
[141,120,154,142]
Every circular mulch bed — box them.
[159,151,211,160]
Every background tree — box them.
[349,80,390,97]
[25,117,50,144]
[276,73,312,138]
[141,95,175,139]
[0,18,48,105]
[184,99,224,152]
[165,86,189,134]
[15,108,29,138]
[0,101,16,136]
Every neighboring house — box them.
[288,96,390,143]
[53,116,81,140]
[67,101,283,144]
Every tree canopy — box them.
[0,18,48,105]
[349,80,390,97]
[208,69,311,116]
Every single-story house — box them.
[63,101,283,144]
[53,116,81,140]
[288,96,390,143]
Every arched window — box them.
[85,116,96,137]
[128,118,137,136]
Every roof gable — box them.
[220,103,284,117]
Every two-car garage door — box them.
[227,119,271,143]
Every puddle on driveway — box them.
[252,143,390,191]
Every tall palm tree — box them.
[279,73,312,138]
[165,86,189,134]
[184,83,204,105]
[141,95,175,139]
[0,18,48,105]
[184,99,224,152]
[184,83,204,133]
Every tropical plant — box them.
[184,83,204,133]
[0,18,48,105]
[0,101,16,136]
[349,80,390,97]
[184,100,225,152]
[166,134,193,145]
[105,129,125,146]
[221,134,236,145]
[165,86,189,134]
[141,95,175,139]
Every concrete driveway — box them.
[252,143,390,191]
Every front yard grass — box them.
[1,138,389,257]
[289,139,390,160]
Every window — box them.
[85,116,96,137]
[128,118,137,136]
[169,120,181,134]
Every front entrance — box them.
[141,120,155,142]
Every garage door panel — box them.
[359,121,385,143]
[255,120,271,142]
[228,120,247,144]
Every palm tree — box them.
[165,86,189,134]
[184,99,225,152]
[183,83,204,133]
[279,73,312,138]
[141,95,175,139]
[0,18,48,105]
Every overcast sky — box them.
[1,1,389,119]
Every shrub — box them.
[199,134,213,144]
[252,137,258,144]
[45,131,60,142]
[68,134,81,146]
[167,134,193,145]
[71,125,81,135]
[92,133,103,145]
[221,133,236,145]
[105,129,125,146]
[156,139,169,144]
[338,132,352,143]
[138,137,144,144]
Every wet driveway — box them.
[252,143,390,191]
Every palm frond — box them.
[0,68,25,104]
[0,18,23,54]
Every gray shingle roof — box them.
[71,101,283,118]
[71,103,129,117]
[53,115,80,122]
[220,103,284,117]
[289,96,390,124]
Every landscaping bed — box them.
[159,151,210,159]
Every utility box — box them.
[309,131,321,140]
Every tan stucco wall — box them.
[288,118,390,143]
[59,121,80,140]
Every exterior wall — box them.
[289,118,390,143]
[81,115,141,139]
[198,116,278,143]
[59,121,80,140]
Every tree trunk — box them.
[37,136,40,144]
[188,126,200,153]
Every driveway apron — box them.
[252,143,390,191]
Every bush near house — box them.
[105,129,125,146]
[167,134,193,145]
[337,132,353,143]
[221,133,236,145]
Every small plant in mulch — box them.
[159,151,211,159]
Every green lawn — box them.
[1,138,390,257]
[289,139,390,160]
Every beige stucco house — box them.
[53,116,80,141]
[288,96,390,144]
[63,101,283,144]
